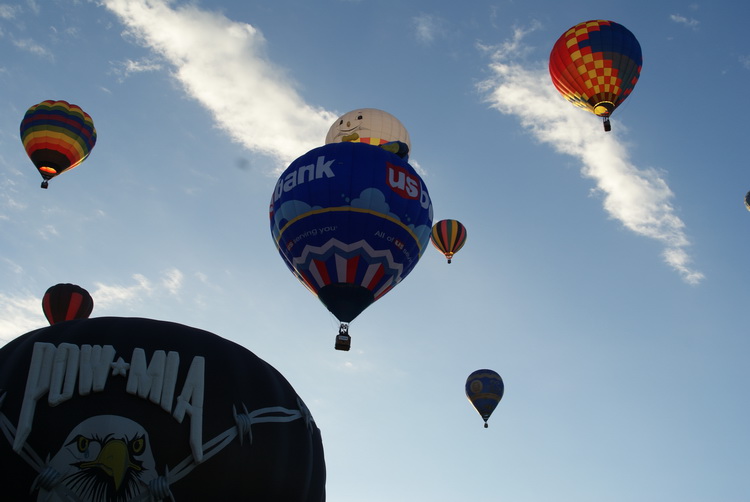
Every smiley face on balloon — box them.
[325,108,411,156]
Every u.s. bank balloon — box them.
[20,100,97,189]
[430,219,467,264]
[465,369,504,428]
[0,317,326,501]
[42,283,94,325]
[270,141,433,350]
[549,20,642,132]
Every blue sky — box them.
[1,1,749,501]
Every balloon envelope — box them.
[42,283,94,325]
[270,142,432,324]
[20,100,97,187]
[430,219,467,263]
[549,20,642,128]
[745,191,750,211]
[0,317,326,501]
[465,369,504,428]
[325,108,411,154]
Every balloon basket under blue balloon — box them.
[335,323,351,351]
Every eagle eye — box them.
[76,436,89,452]
[130,436,145,455]
[357,115,363,120]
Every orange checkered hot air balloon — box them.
[549,20,642,131]
[20,100,97,188]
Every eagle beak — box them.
[80,439,139,491]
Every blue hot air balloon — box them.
[465,369,504,428]
[270,142,433,350]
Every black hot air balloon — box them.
[0,317,326,501]
[42,283,94,325]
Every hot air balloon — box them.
[465,369,504,428]
[549,20,642,132]
[325,108,411,159]
[20,100,97,188]
[0,317,326,501]
[270,141,433,350]
[42,283,94,325]
[744,191,750,211]
[430,219,467,264]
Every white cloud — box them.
[110,57,163,81]
[161,268,183,295]
[0,4,20,19]
[478,28,704,284]
[103,0,337,167]
[670,14,699,29]
[92,273,153,308]
[0,292,45,346]
[0,268,187,346]
[413,13,446,45]
[12,38,53,58]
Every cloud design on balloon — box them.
[272,188,431,251]
[349,188,400,221]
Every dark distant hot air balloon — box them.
[0,317,326,501]
[270,141,433,350]
[42,283,94,325]
[430,219,467,264]
[465,369,504,428]
[20,100,97,188]
[744,191,750,211]
[549,20,642,131]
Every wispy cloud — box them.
[109,57,163,82]
[412,13,447,45]
[478,27,703,284]
[670,14,699,29]
[103,0,337,167]
[0,4,20,20]
[0,292,44,346]
[0,268,188,346]
[12,38,53,58]
[92,268,184,308]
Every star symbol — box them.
[110,357,130,377]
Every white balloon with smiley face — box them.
[325,108,411,154]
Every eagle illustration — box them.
[36,415,158,502]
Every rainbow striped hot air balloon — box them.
[549,20,642,131]
[430,219,467,264]
[20,100,97,188]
